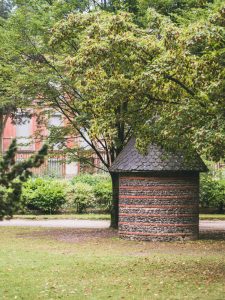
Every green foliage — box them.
[93,180,112,212]
[1,0,225,226]
[200,175,225,213]
[22,177,66,214]
[71,173,109,186]
[101,0,139,14]
[67,182,95,214]
[0,139,47,220]
[2,3,224,165]
[20,174,112,215]
[70,174,112,213]
[0,184,19,219]
[138,0,213,16]
[137,2,225,161]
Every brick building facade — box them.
[110,138,208,242]
[2,112,90,177]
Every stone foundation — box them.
[118,173,199,242]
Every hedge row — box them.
[200,175,225,213]
[22,174,112,214]
[21,174,225,214]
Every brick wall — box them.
[118,173,199,242]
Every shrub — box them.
[22,178,66,214]
[0,139,47,220]
[0,185,20,219]
[93,180,112,212]
[67,182,95,213]
[200,175,225,213]
[70,174,112,213]
[71,173,109,186]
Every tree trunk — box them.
[110,172,119,229]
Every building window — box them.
[16,116,33,150]
[48,113,63,150]
[48,114,62,127]
[47,158,64,177]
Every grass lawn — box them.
[13,213,225,221]
[200,214,225,220]
[13,214,111,220]
[0,227,225,300]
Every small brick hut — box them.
[110,138,207,242]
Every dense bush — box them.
[70,174,112,213]
[200,175,225,213]
[93,180,112,212]
[0,184,20,219]
[71,173,109,186]
[67,182,95,213]
[22,178,66,214]
[21,174,112,215]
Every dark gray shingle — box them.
[110,138,208,173]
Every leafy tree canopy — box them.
[145,2,225,161]
[138,0,213,17]
[1,1,224,162]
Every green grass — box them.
[13,214,111,220]
[13,213,225,221]
[0,227,225,300]
[200,214,225,220]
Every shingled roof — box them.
[110,138,208,173]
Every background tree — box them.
[145,1,225,161]
[0,1,14,155]
[0,140,48,220]
[138,0,213,17]
[0,26,30,156]
[1,0,224,227]
[0,0,91,157]
[0,10,184,226]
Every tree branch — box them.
[164,74,195,96]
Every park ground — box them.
[0,221,225,300]
[9,213,225,221]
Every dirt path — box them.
[200,220,225,231]
[0,219,110,228]
[0,219,225,231]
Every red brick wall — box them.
[118,173,199,242]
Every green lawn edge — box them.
[199,214,225,220]
[13,214,111,220]
[12,213,225,221]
